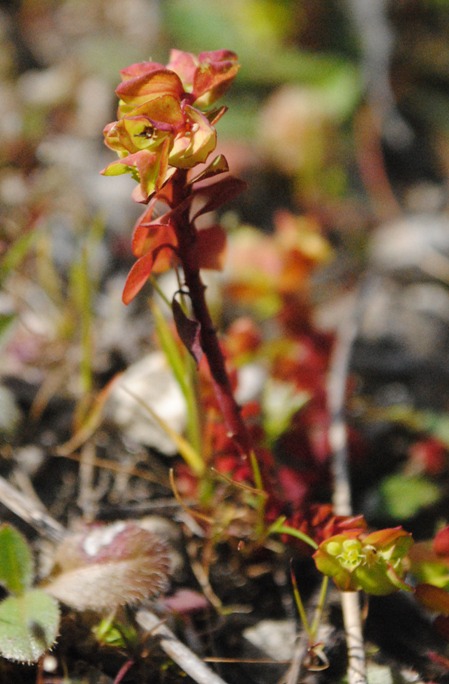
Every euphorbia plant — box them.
[101,49,252,460]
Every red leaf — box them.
[133,223,178,266]
[152,245,179,274]
[410,438,447,475]
[415,583,449,615]
[122,252,155,304]
[363,526,410,549]
[131,202,159,254]
[123,240,179,304]
[207,105,228,126]
[162,588,209,615]
[172,296,203,365]
[188,154,229,185]
[132,222,175,258]
[434,526,449,557]
[115,69,184,105]
[433,615,449,642]
[192,176,247,219]
[141,194,194,228]
[197,225,227,270]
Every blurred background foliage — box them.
[1,0,449,384]
[2,0,449,230]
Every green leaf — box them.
[379,474,441,520]
[268,516,318,550]
[0,590,60,663]
[0,314,15,347]
[0,231,36,287]
[151,298,202,458]
[94,615,139,648]
[262,379,309,443]
[411,559,449,590]
[164,0,360,106]
[0,525,34,595]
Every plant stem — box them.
[171,170,252,458]
[310,575,329,638]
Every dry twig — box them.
[136,609,229,684]
[326,279,379,684]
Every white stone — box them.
[107,351,186,455]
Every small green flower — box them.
[314,527,413,595]
[101,50,238,202]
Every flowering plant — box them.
[313,526,413,595]
[102,49,239,202]
[102,49,250,460]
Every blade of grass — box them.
[0,231,36,287]
[151,298,203,460]
[122,386,205,476]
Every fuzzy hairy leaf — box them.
[45,523,170,612]
[0,590,59,663]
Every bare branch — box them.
[136,609,231,684]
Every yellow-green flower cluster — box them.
[314,527,413,595]
[101,50,239,202]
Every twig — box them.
[0,474,233,684]
[339,592,366,684]
[353,106,402,222]
[284,631,308,684]
[136,609,230,684]
[326,278,379,684]
[77,442,110,522]
[327,291,360,519]
[0,474,65,542]
[11,467,49,512]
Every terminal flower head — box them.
[313,526,413,595]
[167,49,240,107]
[101,50,239,202]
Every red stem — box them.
[171,171,252,457]
[113,659,135,684]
